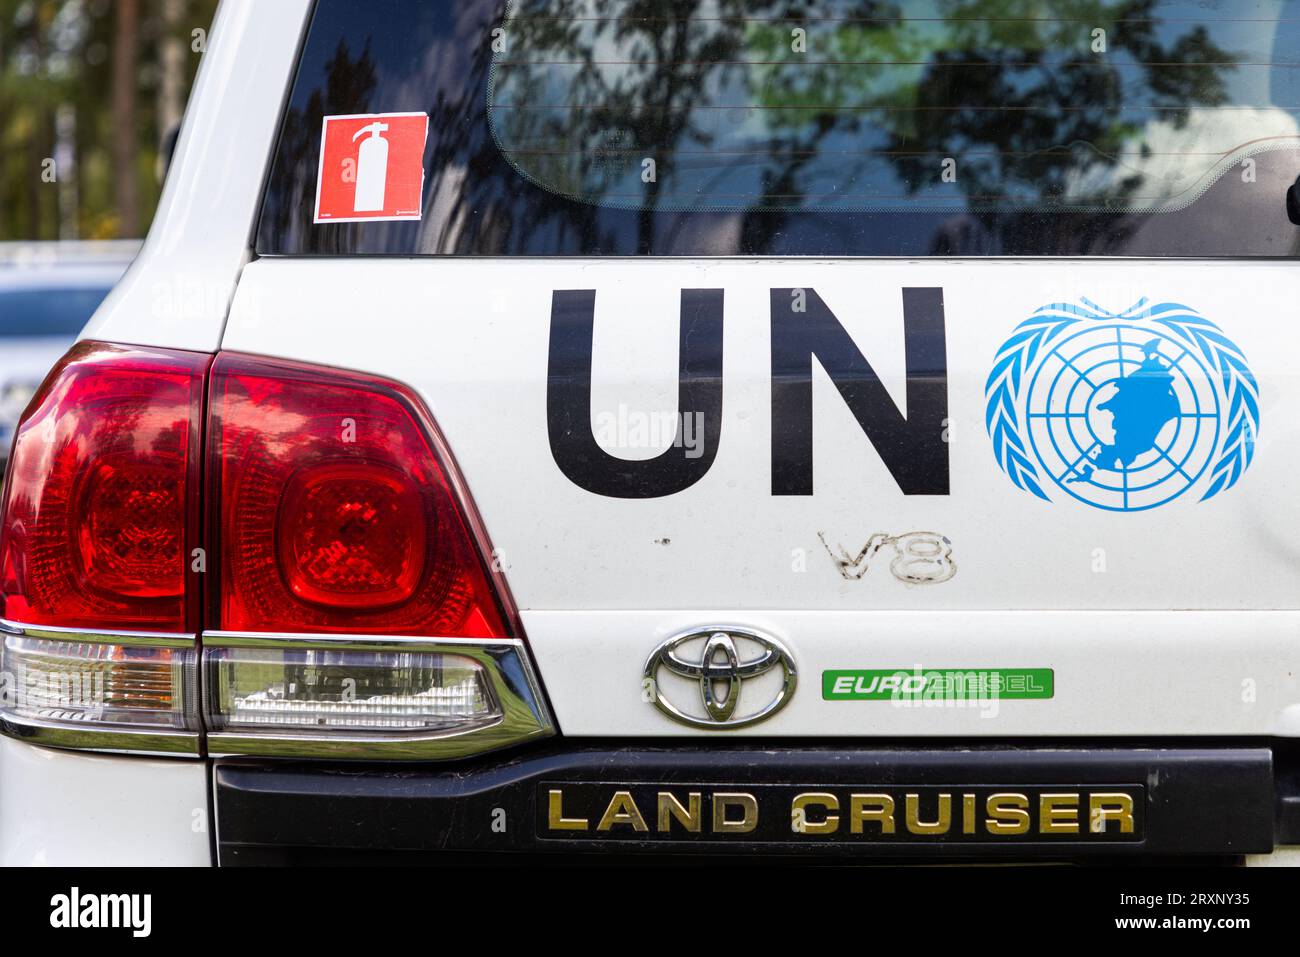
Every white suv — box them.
[0,0,1297,865]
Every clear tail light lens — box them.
[1,632,196,731]
[206,646,499,734]
[0,342,208,632]
[209,354,509,638]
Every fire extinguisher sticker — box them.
[313,112,429,224]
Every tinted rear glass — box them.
[258,0,1300,256]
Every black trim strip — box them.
[214,742,1275,863]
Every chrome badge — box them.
[643,627,796,729]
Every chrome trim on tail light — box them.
[202,631,555,760]
[0,620,555,761]
[0,618,201,757]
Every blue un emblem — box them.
[985,299,1259,511]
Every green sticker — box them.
[822,669,1054,701]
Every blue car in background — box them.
[0,241,138,475]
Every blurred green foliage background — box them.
[0,0,218,241]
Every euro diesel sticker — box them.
[314,112,429,224]
[823,669,1054,701]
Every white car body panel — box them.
[524,610,1300,736]
[0,738,209,867]
[222,258,1300,735]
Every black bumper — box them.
[213,740,1296,864]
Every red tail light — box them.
[0,342,548,758]
[209,354,509,638]
[0,342,208,632]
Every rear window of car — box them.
[257,0,1300,257]
[0,287,110,337]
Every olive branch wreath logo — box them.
[984,298,1259,503]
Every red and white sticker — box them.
[314,112,429,224]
